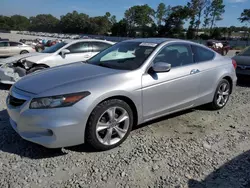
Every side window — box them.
[0,42,9,47]
[9,42,22,46]
[92,42,111,52]
[192,45,215,63]
[67,42,90,53]
[153,44,193,67]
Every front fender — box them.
[76,89,143,126]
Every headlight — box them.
[30,91,90,109]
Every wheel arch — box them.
[20,50,29,54]
[222,76,233,94]
[87,95,139,128]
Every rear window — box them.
[238,47,250,56]
[10,42,22,46]
[67,42,90,53]
[0,42,9,47]
[192,45,215,63]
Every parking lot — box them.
[0,34,250,188]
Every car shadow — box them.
[188,150,250,188]
[237,75,250,87]
[66,109,195,153]
[133,109,194,131]
[0,83,11,90]
[0,109,66,159]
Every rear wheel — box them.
[210,79,231,110]
[86,99,133,151]
[20,50,29,54]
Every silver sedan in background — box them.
[6,38,237,150]
[0,41,35,57]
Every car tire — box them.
[86,99,133,151]
[20,50,29,54]
[27,66,47,74]
[209,79,231,110]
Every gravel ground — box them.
[0,77,250,188]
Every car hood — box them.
[14,62,119,94]
[232,55,250,65]
[25,53,52,63]
[0,52,40,65]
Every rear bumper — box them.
[236,69,250,76]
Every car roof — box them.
[69,39,115,44]
[124,38,180,44]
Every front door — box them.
[8,42,22,56]
[64,42,92,64]
[49,42,92,67]
[142,43,201,121]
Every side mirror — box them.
[152,62,171,73]
[60,49,70,58]
[235,51,240,55]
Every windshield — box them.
[238,47,250,56]
[87,41,156,70]
[41,42,67,53]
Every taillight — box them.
[232,59,237,69]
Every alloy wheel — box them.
[216,82,230,107]
[96,106,130,146]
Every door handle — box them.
[190,69,200,74]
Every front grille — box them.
[9,95,26,107]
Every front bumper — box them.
[6,87,88,148]
[0,68,15,84]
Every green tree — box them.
[60,11,89,33]
[110,15,117,25]
[125,4,155,37]
[105,12,111,18]
[187,0,209,36]
[186,26,196,39]
[0,15,12,30]
[238,9,250,24]
[203,1,212,28]
[221,27,228,38]
[156,3,167,26]
[210,27,222,39]
[9,15,30,30]
[209,0,225,31]
[30,14,59,32]
[163,6,190,38]
[111,19,128,36]
[88,12,114,35]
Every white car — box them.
[0,41,36,57]
[0,39,114,84]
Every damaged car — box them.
[0,39,114,84]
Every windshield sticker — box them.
[139,43,157,47]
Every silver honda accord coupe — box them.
[6,38,237,150]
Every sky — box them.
[1,0,250,27]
